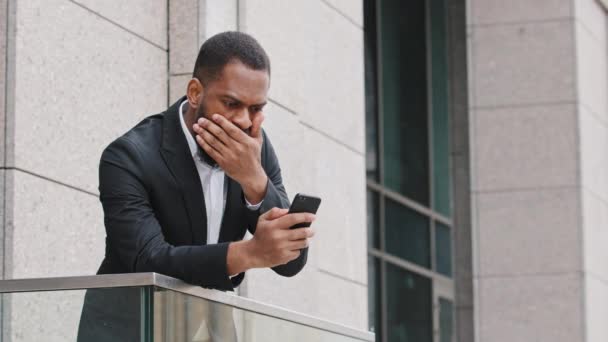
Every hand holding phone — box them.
[288,193,321,229]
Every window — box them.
[365,0,454,341]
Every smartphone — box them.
[288,193,322,229]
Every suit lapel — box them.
[160,97,207,244]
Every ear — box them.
[186,78,204,109]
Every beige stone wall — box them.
[575,0,608,341]
[467,0,583,340]
[469,0,608,341]
[2,0,168,340]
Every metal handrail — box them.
[0,273,374,341]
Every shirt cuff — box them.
[244,197,264,211]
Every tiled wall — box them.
[467,0,586,340]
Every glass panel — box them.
[386,263,432,342]
[430,0,452,217]
[1,287,149,342]
[380,0,430,206]
[368,256,382,340]
[435,222,452,277]
[385,197,431,268]
[364,0,379,181]
[367,189,380,249]
[439,298,454,342]
[153,289,366,342]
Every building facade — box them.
[1,0,608,341]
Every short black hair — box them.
[192,31,270,85]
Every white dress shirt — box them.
[179,100,262,245]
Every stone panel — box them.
[170,74,192,104]
[575,0,608,42]
[72,0,167,48]
[199,0,238,41]
[479,274,583,342]
[470,0,571,25]
[585,274,608,342]
[473,104,578,191]
[471,21,576,108]
[575,20,608,124]
[582,189,608,280]
[322,0,363,27]
[0,0,6,167]
[14,0,167,193]
[243,267,367,330]
[477,188,581,276]
[579,107,608,203]
[10,170,104,278]
[170,0,199,74]
[241,0,365,153]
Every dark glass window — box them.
[365,0,454,341]
[385,198,430,268]
[435,222,452,277]
[368,257,382,341]
[367,190,380,249]
[439,298,454,342]
[386,264,432,342]
[380,0,429,206]
[430,0,451,217]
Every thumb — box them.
[261,207,288,221]
[251,113,265,141]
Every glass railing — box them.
[0,273,374,341]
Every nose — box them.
[232,108,252,131]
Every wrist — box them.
[242,169,268,204]
[227,240,256,275]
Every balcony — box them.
[0,273,374,341]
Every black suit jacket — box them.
[96,97,306,289]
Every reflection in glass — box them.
[368,257,382,341]
[439,298,454,342]
[364,0,379,181]
[385,197,431,268]
[380,0,429,206]
[435,222,452,277]
[430,0,451,217]
[386,263,432,342]
[367,190,380,249]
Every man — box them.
[78,31,315,341]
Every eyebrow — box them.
[221,95,267,107]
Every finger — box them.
[250,113,265,140]
[287,227,315,241]
[260,207,289,220]
[195,134,223,163]
[284,250,300,263]
[287,239,310,250]
[199,129,228,155]
[274,213,316,230]
[212,114,248,143]
[196,118,233,146]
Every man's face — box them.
[195,61,269,136]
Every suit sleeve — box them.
[100,137,237,291]
[245,130,309,277]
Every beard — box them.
[193,99,219,167]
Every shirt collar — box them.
[178,99,200,159]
